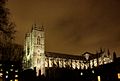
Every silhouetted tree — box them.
[0,0,16,44]
[0,0,16,61]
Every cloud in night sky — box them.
[8,0,120,56]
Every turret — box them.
[113,51,117,62]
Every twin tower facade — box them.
[23,24,113,76]
[23,24,45,76]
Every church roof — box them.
[45,50,105,61]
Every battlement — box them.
[31,24,44,31]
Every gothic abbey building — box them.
[22,24,114,76]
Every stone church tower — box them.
[23,24,45,76]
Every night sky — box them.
[8,0,120,56]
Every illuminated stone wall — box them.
[45,52,113,70]
[23,24,45,76]
[23,24,113,76]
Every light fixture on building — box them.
[80,72,83,76]
[10,69,13,71]
[92,70,94,73]
[15,70,18,72]
[0,73,3,77]
[0,69,3,71]
[11,65,14,67]
[15,75,18,78]
[6,75,8,78]
[14,79,18,81]
[118,73,120,79]
[97,76,101,81]
[6,71,8,74]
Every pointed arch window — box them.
[27,47,30,55]
[37,36,40,45]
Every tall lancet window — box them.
[37,36,40,45]
[27,47,30,55]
